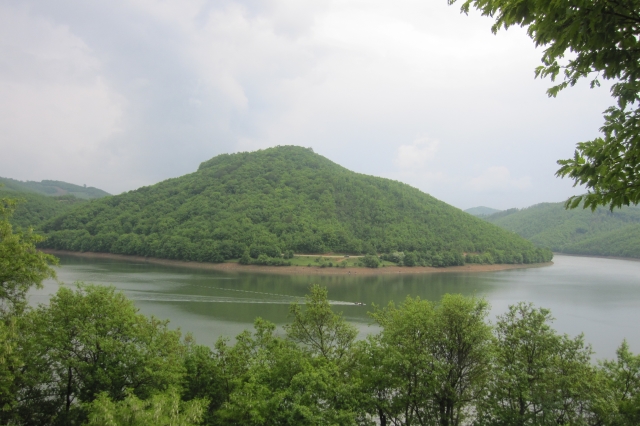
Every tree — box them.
[599,340,640,425]
[285,284,358,361]
[0,195,58,423]
[0,196,57,315]
[217,317,358,426]
[363,294,493,426]
[11,284,186,425]
[361,254,380,268]
[86,388,206,426]
[451,0,640,210]
[477,302,603,425]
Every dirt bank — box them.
[40,249,554,276]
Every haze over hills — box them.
[39,146,551,265]
[483,202,640,258]
[0,177,110,200]
[464,206,502,217]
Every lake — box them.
[31,253,640,359]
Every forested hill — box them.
[484,202,640,258]
[40,146,551,265]
[0,177,109,230]
[0,177,110,199]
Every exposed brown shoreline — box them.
[41,249,554,276]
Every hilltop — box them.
[40,146,551,266]
[484,202,640,258]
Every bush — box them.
[362,254,380,268]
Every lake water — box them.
[31,254,640,359]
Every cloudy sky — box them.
[0,0,613,210]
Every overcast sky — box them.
[0,0,614,210]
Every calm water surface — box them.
[31,254,640,359]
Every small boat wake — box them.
[126,284,362,306]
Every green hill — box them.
[484,202,640,258]
[39,146,551,266]
[0,177,110,200]
[0,190,87,230]
[0,177,109,230]
[464,206,502,217]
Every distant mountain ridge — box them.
[1,177,109,230]
[0,177,110,200]
[39,146,551,265]
[484,202,640,258]
[464,206,502,217]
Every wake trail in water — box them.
[131,282,357,306]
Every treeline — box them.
[39,146,550,265]
[1,200,637,425]
[380,247,552,267]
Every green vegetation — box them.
[1,200,638,424]
[451,0,640,211]
[0,188,88,231]
[40,146,551,266]
[484,202,640,258]
[0,175,110,231]
[0,177,110,200]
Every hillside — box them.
[484,202,640,258]
[0,177,110,199]
[465,206,502,217]
[0,189,87,230]
[40,146,551,266]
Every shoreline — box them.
[40,249,554,276]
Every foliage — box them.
[361,295,493,426]
[0,188,88,231]
[0,196,57,315]
[360,254,380,268]
[599,340,640,425]
[39,146,550,265]
[477,302,602,425]
[5,284,185,425]
[86,388,206,426]
[285,284,358,361]
[484,202,640,257]
[451,0,640,210]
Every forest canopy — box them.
[39,146,551,266]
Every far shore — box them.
[41,249,554,276]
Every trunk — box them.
[65,366,73,414]
[378,408,387,426]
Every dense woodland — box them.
[0,188,88,231]
[1,198,639,425]
[484,203,640,258]
[38,146,551,266]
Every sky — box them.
[0,0,615,210]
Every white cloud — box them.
[0,0,609,206]
[394,137,440,170]
[0,4,125,186]
[470,167,532,191]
